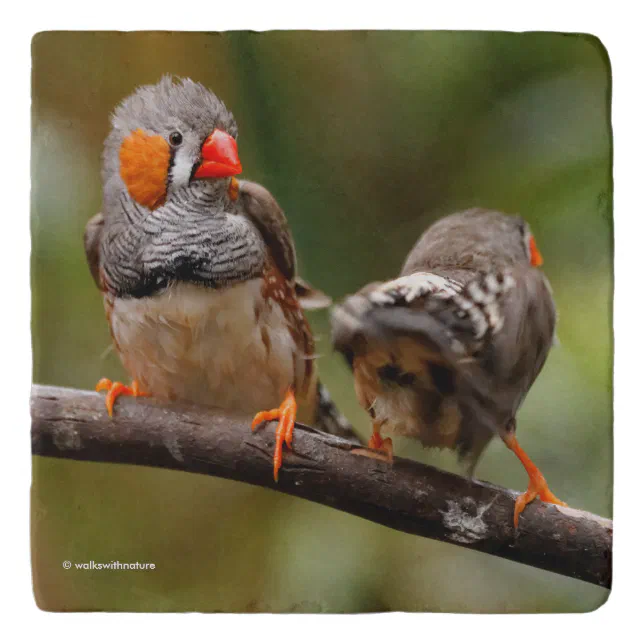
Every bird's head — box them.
[103,76,242,211]
[403,208,545,275]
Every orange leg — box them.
[503,433,567,528]
[95,378,149,417]
[252,389,297,482]
[352,422,394,463]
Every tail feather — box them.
[314,382,362,444]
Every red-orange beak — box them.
[194,129,242,179]
[529,235,544,267]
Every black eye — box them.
[169,131,183,146]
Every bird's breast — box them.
[106,278,307,414]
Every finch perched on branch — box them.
[85,76,357,482]
[331,209,566,526]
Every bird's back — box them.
[332,209,557,470]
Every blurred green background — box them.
[31,31,612,612]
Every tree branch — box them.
[31,384,612,589]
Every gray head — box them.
[402,208,543,275]
[102,76,241,212]
[97,77,267,298]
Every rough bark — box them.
[31,384,612,589]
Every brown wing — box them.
[238,180,297,281]
[238,180,331,309]
[479,266,557,415]
[332,267,555,430]
[84,212,105,289]
[330,272,466,369]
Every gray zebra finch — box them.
[85,76,357,481]
[331,209,567,527]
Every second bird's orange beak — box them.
[529,236,544,267]
[194,129,242,179]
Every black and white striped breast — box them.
[100,185,267,298]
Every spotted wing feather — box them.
[331,271,466,368]
[332,267,556,439]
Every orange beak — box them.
[529,235,544,267]
[194,129,242,179]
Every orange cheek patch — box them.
[119,129,171,210]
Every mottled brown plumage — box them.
[331,209,566,525]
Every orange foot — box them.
[252,389,297,482]
[352,423,394,463]
[504,433,567,528]
[95,378,149,417]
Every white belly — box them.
[108,280,298,413]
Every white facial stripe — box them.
[168,151,195,188]
[522,225,533,262]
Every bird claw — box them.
[352,425,394,464]
[513,473,568,528]
[95,378,149,417]
[504,433,567,528]
[252,389,297,482]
